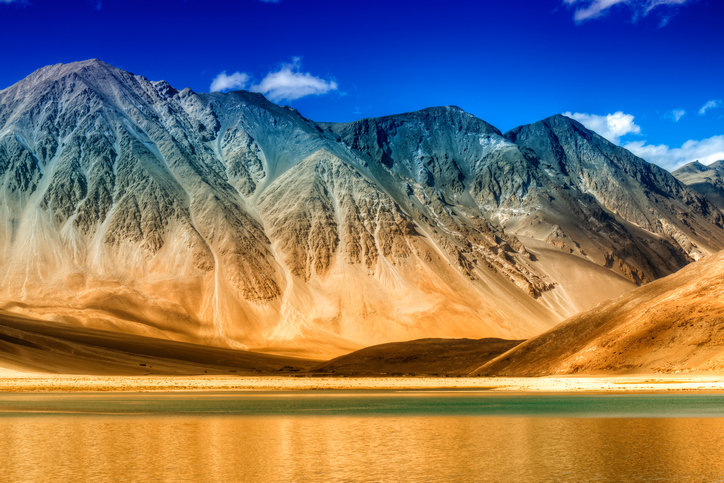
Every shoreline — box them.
[1,374,724,393]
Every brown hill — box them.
[474,251,724,376]
[313,338,523,375]
[0,310,318,375]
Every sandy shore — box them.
[0,373,723,392]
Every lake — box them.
[1,391,723,482]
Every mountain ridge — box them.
[1,59,722,357]
[673,160,724,213]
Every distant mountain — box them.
[474,249,724,376]
[673,160,724,213]
[1,60,723,357]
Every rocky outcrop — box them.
[258,151,415,280]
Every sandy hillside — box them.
[475,250,724,376]
[0,309,319,375]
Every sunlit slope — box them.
[475,250,724,376]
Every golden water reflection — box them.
[1,416,723,482]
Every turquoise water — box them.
[0,391,723,418]
[1,392,724,482]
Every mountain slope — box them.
[0,60,560,357]
[0,309,317,375]
[673,160,724,213]
[1,60,723,358]
[331,111,724,313]
[474,249,724,376]
[505,115,724,277]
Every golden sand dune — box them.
[0,310,319,375]
[475,250,724,376]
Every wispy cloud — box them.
[251,58,337,102]
[664,109,686,122]
[564,0,692,23]
[566,0,627,22]
[562,111,641,143]
[625,136,724,170]
[210,71,250,92]
[699,100,722,115]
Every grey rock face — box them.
[673,160,724,213]
[1,60,723,357]
[258,151,415,281]
[505,115,724,278]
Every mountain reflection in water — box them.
[0,393,723,482]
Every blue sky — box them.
[0,0,722,170]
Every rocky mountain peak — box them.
[673,160,710,175]
[2,59,724,357]
[2,59,128,95]
[505,114,594,146]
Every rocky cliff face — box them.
[673,160,724,213]
[505,116,724,276]
[1,60,722,357]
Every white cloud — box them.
[562,111,641,143]
[564,0,692,23]
[209,59,339,103]
[624,136,724,170]
[664,109,686,122]
[699,100,722,115]
[250,58,338,102]
[210,71,250,92]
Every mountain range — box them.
[1,59,723,358]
